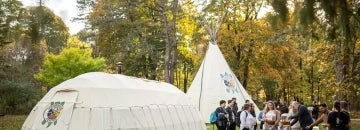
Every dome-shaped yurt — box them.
[22,72,206,130]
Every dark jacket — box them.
[226,106,236,123]
[290,105,314,129]
[327,111,350,130]
[215,107,228,126]
[234,102,239,112]
[312,105,319,119]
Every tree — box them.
[24,6,69,54]
[175,0,203,91]
[0,0,23,45]
[157,0,179,84]
[270,0,360,109]
[34,36,105,90]
[0,0,23,80]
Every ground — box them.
[0,115,359,130]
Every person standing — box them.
[240,103,256,130]
[306,103,331,129]
[327,101,350,130]
[258,102,267,130]
[249,103,257,129]
[340,100,351,129]
[232,97,239,112]
[289,101,314,130]
[226,100,236,130]
[280,102,289,114]
[288,101,301,130]
[263,101,280,130]
[215,100,229,130]
[312,101,319,120]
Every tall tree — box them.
[85,0,166,80]
[175,0,203,91]
[270,0,360,108]
[157,0,179,84]
[24,6,69,54]
[0,0,23,80]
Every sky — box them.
[21,0,85,35]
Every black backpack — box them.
[235,110,248,127]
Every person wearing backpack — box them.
[215,100,229,130]
[327,100,350,130]
[240,103,256,130]
[226,100,236,130]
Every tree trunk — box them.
[311,66,314,101]
[183,62,188,92]
[169,0,178,84]
[158,0,178,84]
[243,57,249,89]
[158,1,171,83]
[243,43,253,89]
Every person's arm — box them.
[275,110,281,125]
[290,117,299,126]
[225,108,231,122]
[290,107,302,126]
[308,113,325,127]
[240,111,248,128]
[343,112,351,127]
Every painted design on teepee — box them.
[42,101,64,128]
[220,72,238,93]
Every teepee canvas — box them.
[186,24,260,123]
[23,72,206,130]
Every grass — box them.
[1,115,359,130]
[0,115,27,130]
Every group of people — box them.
[214,98,257,130]
[213,98,351,130]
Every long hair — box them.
[264,101,277,114]
[333,100,341,119]
[334,100,341,112]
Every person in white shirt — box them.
[263,101,281,130]
[240,103,256,130]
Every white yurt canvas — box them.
[186,22,260,123]
[22,72,206,130]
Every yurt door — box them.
[40,90,78,130]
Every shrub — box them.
[0,80,42,114]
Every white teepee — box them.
[186,20,260,123]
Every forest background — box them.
[1,0,360,115]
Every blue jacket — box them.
[258,111,264,121]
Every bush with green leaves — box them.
[0,80,42,114]
[34,36,106,88]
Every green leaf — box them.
[42,119,46,125]
[60,101,65,106]
[47,122,52,128]
[51,102,54,105]
[54,120,57,125]
[34,36,106,88]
